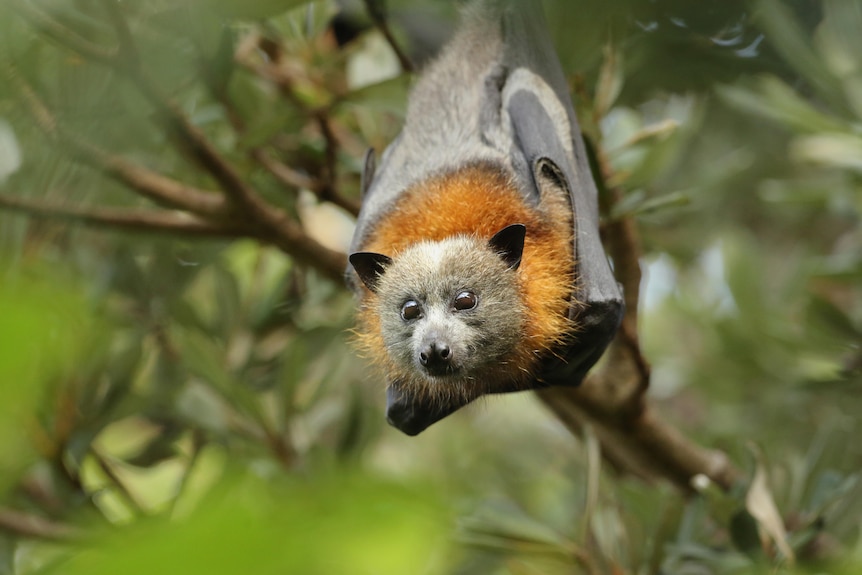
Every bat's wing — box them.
[499,0,624,387]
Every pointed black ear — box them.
[349,252,393,292]
[488,224,526,270]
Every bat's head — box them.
[349,224,528,432]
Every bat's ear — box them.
[488,224,527,270]
[534,157,569,193]
[349,252,392,292]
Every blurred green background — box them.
[0,0,860,573]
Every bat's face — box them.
[349,225,528,406]
[375,236,524,387]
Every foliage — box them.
[0,0,860,574]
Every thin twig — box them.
[203,44,359,217]
[0,508,82,541]
[0,193,256,238]
[361,0,414,72]
[98,0,139,68]
[118,44,349,279]
[91,450,146,517]
[313,113,361,216]
[6,10,348,282]
[2,60,227,217]
[233,34,360,215]
[254,149,316,190]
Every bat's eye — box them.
[401,300,422,321]
[453,291,478,311]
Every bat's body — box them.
[347,0,624,435]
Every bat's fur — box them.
[353,162,574,408]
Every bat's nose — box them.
[418,340,452,374]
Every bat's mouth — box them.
[421,362,460,378]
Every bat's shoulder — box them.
[361,163,532,255]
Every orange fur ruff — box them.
[356,163,575,387]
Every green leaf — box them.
[808,296,862,340]
[0,268,96,490]
[716,76,849,134]
[612,190,690,220]
[53,472,452,575]
[458,502,571,553]
[754,0,851,116]
[594,43,624,120]
[194,0,312,19]
[789,132,862,173]
[729,509,762,557]
[745,446,794,563]
[0,535,14,575]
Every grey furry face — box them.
[372,236,525,385]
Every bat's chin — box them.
[420,363,461,379]
[416,361,464,383]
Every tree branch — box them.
[536,135,742,493]
[234,37,362,216]
[0,507,82,541]
[314,113,362,217]
[2,61,228,218]
[538,384,739,492]
[361,0,414,73]
[102,19,347,279]
[4,11,348,283]
[0,193,255,238]
[11,1,267,220]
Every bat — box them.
[346,0,623,436]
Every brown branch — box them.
[361,0,414,73]
[536,132,741,493]
[207,60,359,219]
[254,149,316,190]
[0,507,82,541]
[116,43,349,279]
[314,113,362,217]
[7,13,347,282]
[254,147,359,216]
[98,0,139,68]
[0,193,256,238]
[83,147,229,218]
[92,450,145,517]
[266,217,349,283]
[14,1,261,219]
[128,75,263,213]
[2,61,228,218]
[234,36,360,216]
[538,384,739,492]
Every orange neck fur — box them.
[359,163,575,385]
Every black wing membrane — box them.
[500,0,624,386]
